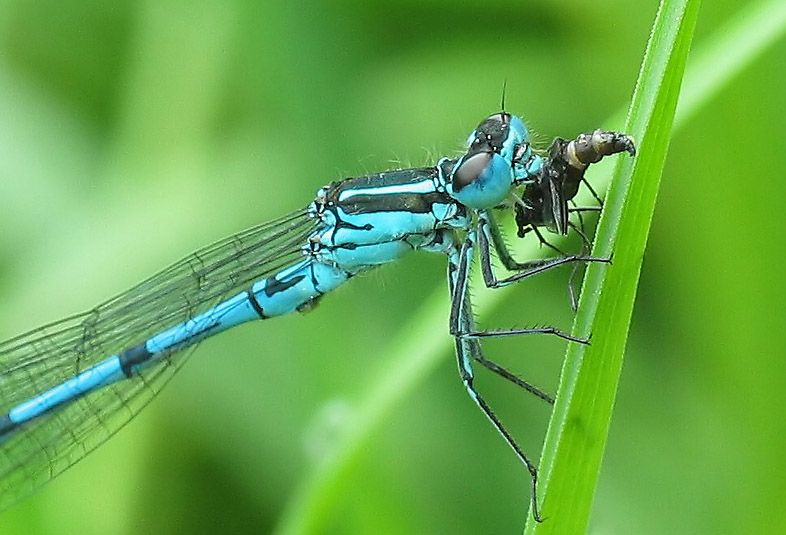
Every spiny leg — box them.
[456,335,545,522]
[458,334,558,403]
[568,206,602,215]
[483,209,543,272]
[476,213,609,331]
[442,233,555,403]
[447,237,545,521]
[451,226,592,343]
[483,209,600,273]
[422,230,553,403]
[478,211,609,291]
[448,229,581,390]
[510,205,610,311]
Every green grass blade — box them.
[274,0,786,531]
[526,0,700,532]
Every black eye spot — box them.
[470,113,511,156]
[453,152,491,191]
[488,112,509,124]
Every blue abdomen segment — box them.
[0,258,350,438]
[0,293,261,437]
[145,291,261,357]
[249,260,349,317]
[4,358,126,432]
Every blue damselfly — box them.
[0,112,633,520]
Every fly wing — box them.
[548,176,569,235]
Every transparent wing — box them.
[0,209,318,509]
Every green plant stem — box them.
[526,0,700,532]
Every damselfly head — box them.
[448,113,534,210]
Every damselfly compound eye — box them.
[452,151,493,191]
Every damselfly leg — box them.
[445,223,602,522]
[442,128,635,521]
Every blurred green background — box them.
[0,0,784,533]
